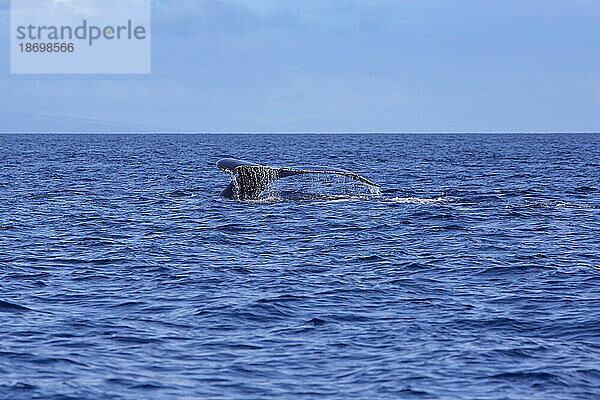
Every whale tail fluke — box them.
[217,158,379,200]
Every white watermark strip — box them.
[11,0,151,74]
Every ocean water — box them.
[0,133,599,399]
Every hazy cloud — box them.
[153,0,261,35]
[2,0,600,132]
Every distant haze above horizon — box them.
[1,0,599,133]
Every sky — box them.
[1,0,599,133]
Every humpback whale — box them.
[217,158,380,200]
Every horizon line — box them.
[1,131,599,135]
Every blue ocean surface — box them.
[0,133,599,399]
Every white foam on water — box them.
[383,196,453,205]
[260,173,380,203]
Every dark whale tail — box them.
[217,158,379,200]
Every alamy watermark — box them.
[11,0,151,74]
